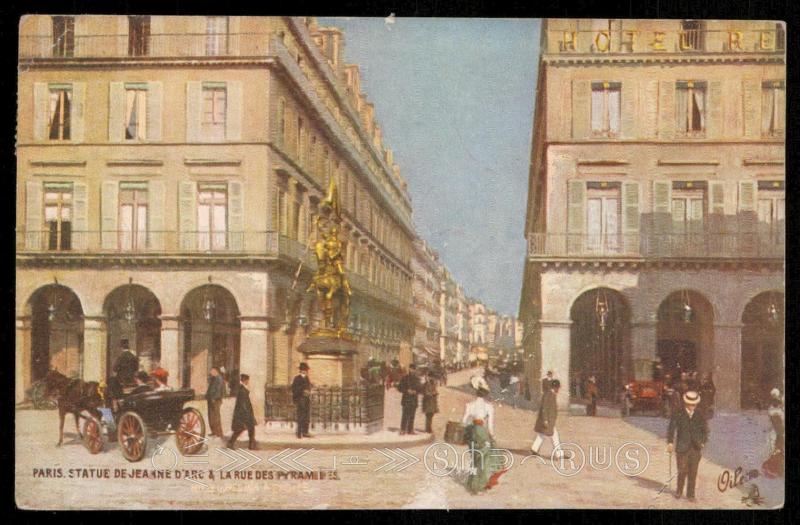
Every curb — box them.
[223,432,435,450]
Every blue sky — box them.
[320,17,541,315]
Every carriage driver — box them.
[107,339,140,409]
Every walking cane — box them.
[668,449,673,492]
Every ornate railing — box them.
[264,383,384,434]
[527,232,784,259]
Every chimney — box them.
[373,125,382,150]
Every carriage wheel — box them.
[176,407,206,456]
[117,412,148,462]
[82,416,104,455]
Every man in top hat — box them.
[113,339,139,385]
[292,363,313,438]
[227,374,257,450]
[667,390,708,501]
[397,363,421,435]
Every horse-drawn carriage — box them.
[82,388,206,462]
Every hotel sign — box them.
[557,29,781,53]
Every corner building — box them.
[16,16,416,413]
[519,19,785,410]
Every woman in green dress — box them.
[461,375,508,493]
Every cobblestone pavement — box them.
[15,368,781,509]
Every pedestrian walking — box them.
[462,376,507,493]
[421,370,439,434]
[227,374,257,450]
[292,362,313,439]
[762,388,784,478]
[531,379,567,458]
[397,364,421,435]
[205,366,224,437]
[586,375,599,416]
[666,390,708,501]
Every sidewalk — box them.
[193,385,435,449]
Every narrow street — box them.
[15,368,781,509]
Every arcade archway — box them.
[27,284,84,382]
[103,283,162,378]
[741,291,784,409]
[656,290,714,379]
[570,287,631,402]
[180,285,241,394]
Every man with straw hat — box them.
[666,390,709,501]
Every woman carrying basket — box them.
[461,375,508,494]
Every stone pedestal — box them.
[297,336,358,387]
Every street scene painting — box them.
[15,15,785,509]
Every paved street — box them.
[15,368,781,509]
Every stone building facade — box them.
[519,19,785,410]
[16,15,417,412]
[411,239,442,365]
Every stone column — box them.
[160,315,182,388]
[16,316,31,404]
[539,320,572,410]
[630,321,657,380]
[713,323,742,412]
[82,316,107,383]
[240,316,270,420]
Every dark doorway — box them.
[570,287,630,403]
[741,291,784,409]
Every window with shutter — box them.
[119,182,148,251]
[44,182,74,251]
[761,80,785,138]
[567,180,586,254]
[25,181,43,250]
[590,81,621,137]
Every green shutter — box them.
[186,81,202,142]
[571,80,591,139]
[33,83,48,141]
[622,181,640,253]
[108,82,125,142]
[101,181,118,250]
[226,81,243,141]
[25,181,42,250]
[71,82,86,143]
[658,81,675,139]
[179,181,197,251]
[228,181,244,251]
[147,82,163,141]
[72,182,88,251]
[148,180,165,250]
[738,181,756,211]
[621,81,636,139]
[742,79,761,138]
[567,180,585,253]
[707,81,723,139]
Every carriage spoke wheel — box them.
[82,417,104,455]
[176,407,206,456]
[117,412,147,462]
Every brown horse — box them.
[41,370,103,446]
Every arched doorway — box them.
[570,288,631,403]
[27,284,84,381]
[656,290,714,380]
[103,283,162,378]
[741,291,784,409]
[180,285,241,395]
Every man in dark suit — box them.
[113,339,139,385]
[667,390,708,501]
[205,366,224,437]
[227,374,257,450]
[531,379,566,458]
[397,364,421,435]
[291,363,312,439]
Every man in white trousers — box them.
[531,379,566,458]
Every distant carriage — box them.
[82,388,206,462]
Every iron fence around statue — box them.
[264,383,384,433]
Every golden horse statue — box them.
[306,178,352,338]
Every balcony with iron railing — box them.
[526,230,784,260]
[16,229,413,310]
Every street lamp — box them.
[124,278,136,323]
[595,289,609,331]
[681,290,693,324]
